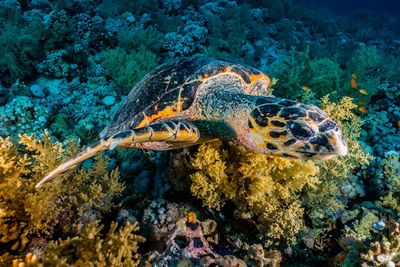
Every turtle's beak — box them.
[331,129,348,156]
[307,128,347,160]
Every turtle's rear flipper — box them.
[35,120,199,188]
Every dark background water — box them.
[299,0,400,18]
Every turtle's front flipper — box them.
[35,120,199,188]
[109,120,200,149]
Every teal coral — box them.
[0,96,50,137]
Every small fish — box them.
[359,89,368,95]
[358,100,368,105]
[352,113,359,119]
[302,86,310,91]
[351,78,357,89]
[352,73,358,81]
[398,121,400,128]
[295,97,301,101]
[359,106,367,113]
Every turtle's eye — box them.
[288,121,317,141]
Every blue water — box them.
[301,0,400,17]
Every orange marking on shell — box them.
[249,73,271,85]
[136,106,178,128]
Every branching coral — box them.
[186,141,319,243]
[42,220,145,266]
[0,131,124,262]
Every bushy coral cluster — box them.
[0,131,144,265]
[42,220,145,266]
[175,141,319,243]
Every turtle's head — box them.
[244,97,347,160]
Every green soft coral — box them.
[189,141,319,243]
[0,131,124,259]
[102,26,162,95]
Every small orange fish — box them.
[358,106,367,113]
[352,73,359,81]
[398,121,400,128]
[351,78,357,89]
[302,86,310,91]
[358,100,368,105]
[295,97,301,101]
[359,89,368,95]
[352,113,359,119]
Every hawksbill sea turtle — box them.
[36,57,347,188]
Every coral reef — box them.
[0,131,126,264]
[102,26,162,95]
[173,140,319,243]
[0,0,399,265]
[42,220,145,266]
[340,221,400,266]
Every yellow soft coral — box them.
[0,131,124,262]
[184,95,372,244]
[189,141,319,243]
[42,220,145,266]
